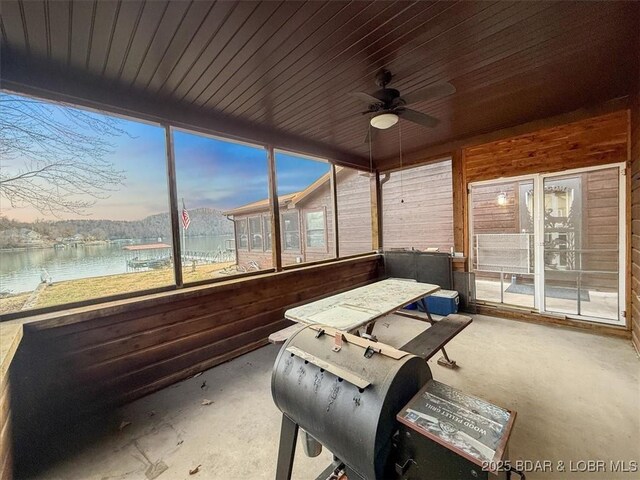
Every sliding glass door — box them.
[542,168,622,322]
[470,164,625,325]
[470,179,535,309]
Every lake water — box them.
[0,235,234,294]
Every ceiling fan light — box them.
[370,113,399,130]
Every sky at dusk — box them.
[1,92,329,222]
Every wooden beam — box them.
[451,149,467,258]
[330,164,339,258]
[0,55,371,171]
[267,146,282,272]
[165,126,183,287]
[371,171,382,251]
[377,97,631,172]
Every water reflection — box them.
[0,235,233,293]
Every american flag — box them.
[181,200,191,230]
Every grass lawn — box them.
[0,262,235,314]
[0,292,32,315]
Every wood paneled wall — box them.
[582,168,620,289]
[384,107,630,333]
[1,324,21,480]
[382,159,454,252]
[460,111,629,258]
[337,169,374,257]
[0,378,11,480]
[469,182,522,235]
[9,255,382,471]
[463,111,629,184]
[463,111,629,327]
[631,25,640,351]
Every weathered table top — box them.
[284,278,440,331]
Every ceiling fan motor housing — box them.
[375,68,394,87]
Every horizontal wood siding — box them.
[382,160,454,252]
[9,255,382,470]
[236,169,373,265]
[337,169,374,257]
[0,376,11,480]
[464,111,629,183]
[582,168,620,290]
[631,25,640,352]
[470,182,521,235]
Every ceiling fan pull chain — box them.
[399,120,404,204]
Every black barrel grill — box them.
[271,319,522,480]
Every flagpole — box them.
[181,198,186,260]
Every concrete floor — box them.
[25,315,639,480]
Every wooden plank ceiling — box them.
[0,1,637,167]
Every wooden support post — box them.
[451,149,467,259]
[267,146,283,271]
[165,125,183,287]
[330,163,339,258]
[371,171,382,251]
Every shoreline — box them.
[0,261,235,315]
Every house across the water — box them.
[224,167,373,267]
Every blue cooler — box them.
[418,289,459,315]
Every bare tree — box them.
[0,93,127,216]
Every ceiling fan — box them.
[351,69,455,143]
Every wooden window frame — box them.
[304,207,328,253]
[236,218,249,251]
[248,215,263,252]
[262,215,272,252]
[281,210,301,253]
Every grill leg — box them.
[275,414,299,480]
[418,298,458,369]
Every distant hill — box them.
[0,208,234,247]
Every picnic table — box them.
[273,278,468,368]
[284,278,440,332]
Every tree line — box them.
[0,208,234,247]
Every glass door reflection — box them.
[542,168,620,322]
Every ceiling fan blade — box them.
[400,108,440,128]
[401,82,456,105]
[350,92,383,104]
[364,125,378,145]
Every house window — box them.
[281,211,300,251]
[249,216,263,251]
[236,219,248,250]
[263,216,272,251]
[305,209,326,249]
[275,150,332,265]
